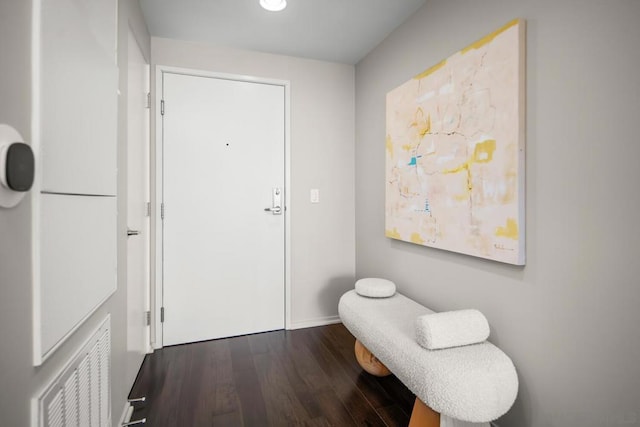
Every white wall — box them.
[0,1,150,425]
[151,38,356,327]
[355,1,640,426]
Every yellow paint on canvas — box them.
[444,160,470,175]
[410,233,425,244]
[461,19,520,54]
[445,139,497,177]
[411,109,432,138]
[444,139,497,200]
[402,144,413,152]
[386,135,394,158]
[496,218,519,240]
[386,228,402,239]
[414,59,447,80]
[420,114,432,138]
[443,161,473,200]
[473,139,497,163]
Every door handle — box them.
[127,229,141,236]
[264,187,283,215]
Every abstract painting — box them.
[385,19,526,265]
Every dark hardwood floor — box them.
[128,323,415,426]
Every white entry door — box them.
[126,29,150,381]
[161,71,285,346]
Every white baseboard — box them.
[288,315,341,330]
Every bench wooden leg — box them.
[354,339,391,377]
[408,397,440,427]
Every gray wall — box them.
[0,1,150,425]
[0,1,34,425]
[355,1,640,426]
[150,38,356,328]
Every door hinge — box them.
[160,99,165,116]
[160,307,165,323]
[146,92,151,109]
[145,311,151,326]
[146,202,151,217]
[161,203,165,220]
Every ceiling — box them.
[138,0,427,64]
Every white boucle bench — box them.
[338,285,518,427]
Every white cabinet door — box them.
[39,194,117,357]
[33,0,119,365]
[38,0,117,196]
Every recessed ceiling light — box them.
[260,0,287,12]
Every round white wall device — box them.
[0,124,35,208]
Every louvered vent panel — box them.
[99,329,110,426]
[47,393,65,427]
[63,372,79,427]
[77,358,91,426]
[35,316,111,427]
[89,342,101,426]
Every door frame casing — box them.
[126,27,152,356]
[152,65,292,349]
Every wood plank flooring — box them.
[128,323,415,426]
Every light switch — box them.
[310,188,320,203]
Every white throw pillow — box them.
[355,278,396,298]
